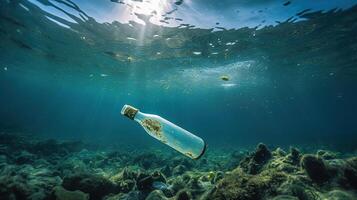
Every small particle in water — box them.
[100,74,108,77]
[89,74,93,77]
[193,51,202,55]
[283,1,291,6]
[221,83,236,87]
[126,37,137,41]
[156,52,161,55]
[153,34,160,38]
[4,67,7,71]
[174,0,183,6]
[211,52,219,55]
[220,75,230,81]
[329,72,335,76]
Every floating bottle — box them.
[121,105,206,159]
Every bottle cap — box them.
[121,105,139,120]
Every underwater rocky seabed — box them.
[0,133,356,200]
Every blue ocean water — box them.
[1,0,357,151]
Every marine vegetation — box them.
[0,133,356,200]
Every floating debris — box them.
[4,67,8,71]
[220,75,230,81]
[225,42,236,46]
[192,51,202,55]
[166,8,178,15]
[283,1,291,6]
[221,83,236,88]
[100,74,109,77]
[174,0,184,6]
[126,37,137,41]
[110,0,125,4]
[19,3,30,12]
[297,9,312,16]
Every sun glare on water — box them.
[132,0,169,16]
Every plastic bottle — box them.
[121,105,206,159]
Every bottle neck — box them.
[134,111,146,122]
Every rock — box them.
[271,195,299,200]
[62,173,120,200]
[145,190,167,200]
[133,153,163,169]
[344,167,357,189]
[137,171,166,192]
[161,165,171,177]
[15,150,36,164]
[210,168,286,200]
[175,190,191,200]
[111,167,139,184]
[317,150,338,160]
[170,157,194,169]
[172,165,187,176]
[53,186,89,200]
[301,154,329,183]
[169,176,185,193]
[278,181,319,200]
[289,147,300,165]
[326,190,355,200]
[213,171,224,183]
[104,191,144,200]
[239,143,272,174]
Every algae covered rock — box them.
[172,165,187,176]
[301,154,329,183]
[145,190,167,200]
[52,186,89,200]
[175,190,191,200]
[271,195,299,200]
[62,173,120,200]
[210,168,286,200]
[345,157,357,189]
[240,143,272,174]
[325,190,355,200]
[317,150,338,160]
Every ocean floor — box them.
[0,133,356,200]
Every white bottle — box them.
[121,105,206,159]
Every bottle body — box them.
[121,105,206,159]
